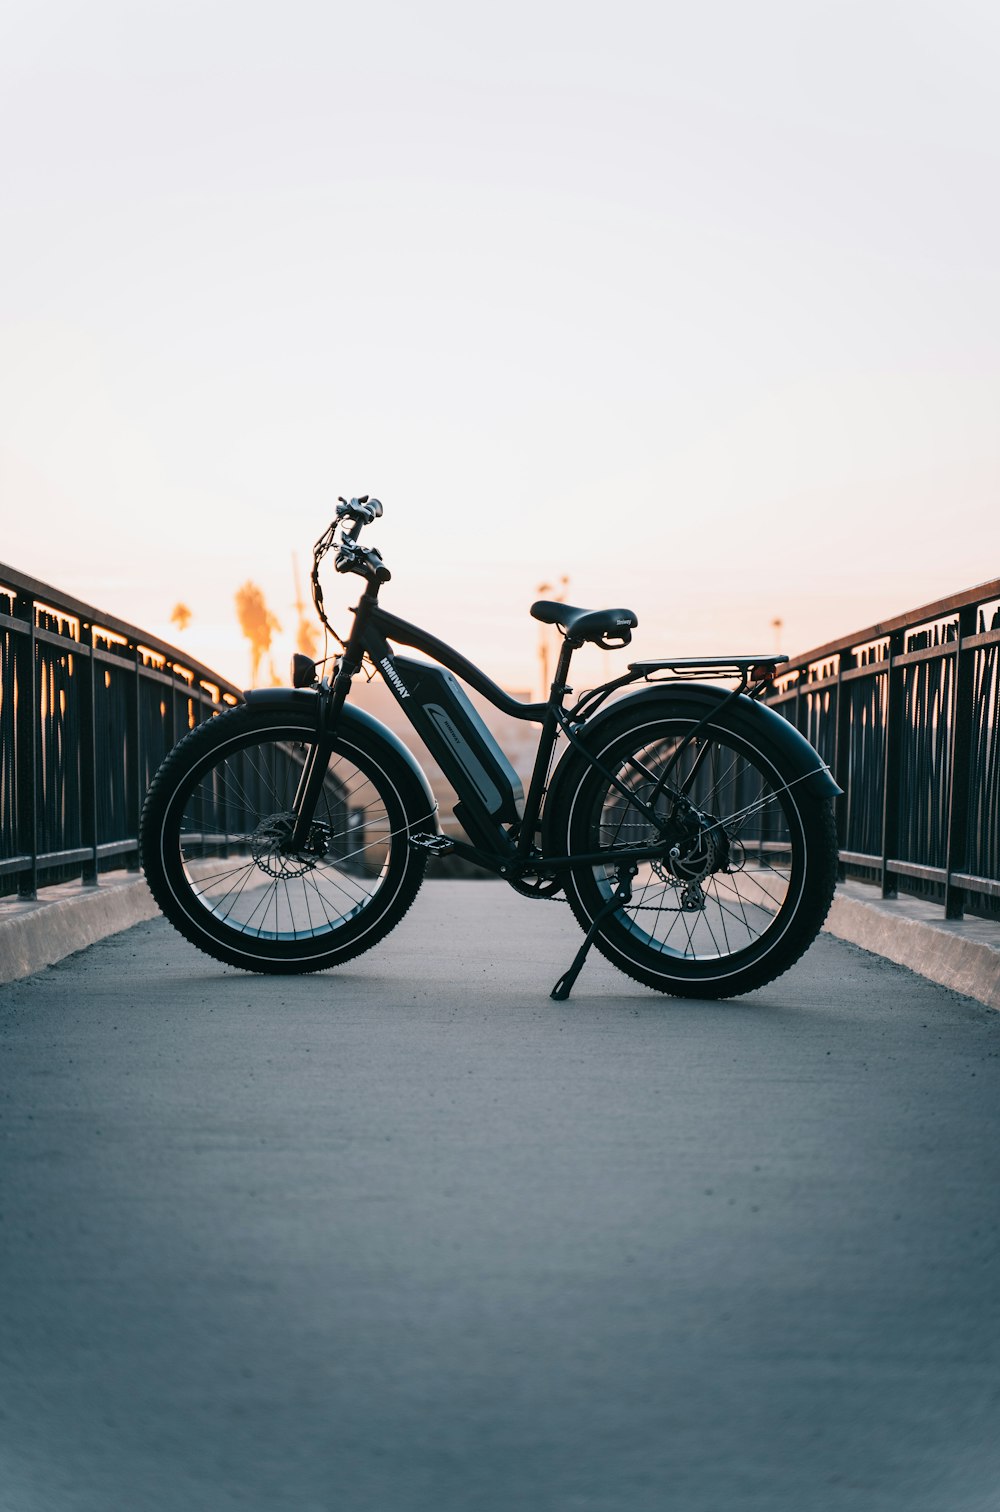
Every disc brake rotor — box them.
[249,813,331,880]
[662,825,720,884]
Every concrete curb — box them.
[823,879,1000,1010]
[0,871,160,985]
[2,870,999,1009]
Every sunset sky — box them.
[2,0,998,693]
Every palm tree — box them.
[234,582,281,687]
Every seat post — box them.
[551,634,579,700]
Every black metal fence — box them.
[763,579,1000,921]
[4,562,999,923]
[0,563,241,901]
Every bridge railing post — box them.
[833,647,854,881]
[14,592,38,900]
[79,622,99,886]
[126,647,142,872]
[880,630,904,900]
[945,605,976,920]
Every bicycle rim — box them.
[167,729,410,945]
[570,721,807,975]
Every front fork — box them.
[288,734,336,850]
[288,586,376,851]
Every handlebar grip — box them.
[336,496,383,526]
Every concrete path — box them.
[2,882,999,1512]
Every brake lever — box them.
[335,543,391,584]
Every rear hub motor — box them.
[653,813,729,911]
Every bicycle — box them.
[140,497,841,1000]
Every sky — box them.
[2,0,998,694]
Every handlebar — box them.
[334,497,389,583]
[312,493,390,598]
[336,495,383,535]
[306,493,389,656]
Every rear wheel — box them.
[140,706,430,973]
[556,704,838,998]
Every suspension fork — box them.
[288,584,377,850]
[288,734,335,849]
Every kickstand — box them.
[550,864,636,1001]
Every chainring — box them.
[507,870,564,900]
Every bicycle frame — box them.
[290,574,786,880]
[142,500,839,1001]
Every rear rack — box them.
[629,656,788,681]
[568,654,790,722]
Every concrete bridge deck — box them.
[2,881,999,1512]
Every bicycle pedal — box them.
[409,832,456,856]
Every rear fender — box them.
[543,682,840,846]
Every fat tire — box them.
[552,700,839,998]
[140,705,429,974]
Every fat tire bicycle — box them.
[140,497,841,999]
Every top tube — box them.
[369,606,549,722]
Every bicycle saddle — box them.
[531,600,638,647]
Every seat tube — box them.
[518,637,578,856]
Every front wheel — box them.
[553,703,839,998]
[140,705,431,973]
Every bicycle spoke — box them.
[585,724,799,965]
[171,730,414,943]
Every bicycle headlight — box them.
[291,653,318,688]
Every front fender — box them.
[241,687,438,823]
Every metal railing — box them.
[5,562,999,923]
[763,579,1000,920]
[0,563,241,901]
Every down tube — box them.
[363,621,527,856]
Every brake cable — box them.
[310,524,348,656]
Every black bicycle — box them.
[140,497,840,1000]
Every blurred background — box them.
[2,0,998,696]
